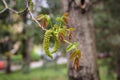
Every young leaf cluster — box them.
[36,13,81,70]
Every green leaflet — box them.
[66,44,73,52]
[76,50,81,58]
[56,17,63,22]
[44,15,50,23]
[69,49,81,60]
[69,50,77,60]
[60,28,66,36]
[66,42,78,52]
[29,0,34,12]
[67,28,75,31]
[36,14,45,20]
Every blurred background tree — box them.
[93,0,119,80]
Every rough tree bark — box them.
[61,0,99,80]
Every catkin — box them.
[51,36,59,54]
[43,30,53,59]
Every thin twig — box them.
[0,0,19,14]
[0,0,8,14]
[0,8,7,14]
[8,8,19,14]
[25,0,46,31]
[2,0,8,8]
[64,40,72,45]
[0,0,46,31]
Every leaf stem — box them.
[64,40,72,45]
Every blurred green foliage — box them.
[11,53,41,64]
[93,0,119,79]
[0,64,67,80]
[98,60,117,80]
[0,63,116,80]
[30,52,41,61]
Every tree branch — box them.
[0,8,7,14]
[25,0,46,30]
[0,0,46,31]
[2,0,8,8]
[8,8,19,14]
[0,0,19,14]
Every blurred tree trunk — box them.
[6,56,11,73]
[117,46,120,80]
[21,9,33,73]
[21,0,39,73]
[5,37,13,74]
[5,0,15,74]
[117,58,120,80]
[61,0,99,80]
[22,37,33,73]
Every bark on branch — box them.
[0,0,19,14]
[24,0,46,30]
[0,0,46,30]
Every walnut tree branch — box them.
[0,0,19,14]
[2,0,8,8]
[1,0,46,31]
[25,0,46,30]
